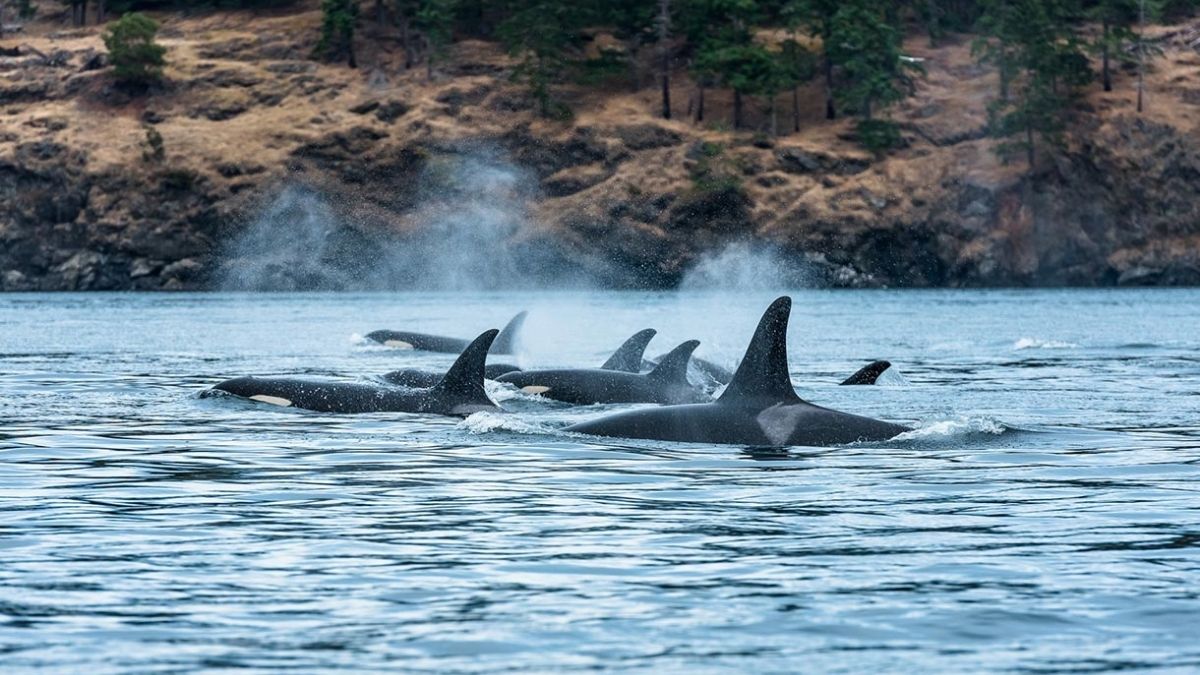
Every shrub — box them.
[103,13,167,86]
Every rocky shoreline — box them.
[2,10,1199,291]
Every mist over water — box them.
[217,150,591,291]
[680,242,818,291]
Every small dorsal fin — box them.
[717,296,801,406]
[432,329,499,403]
[601,329,657,372]
[647,340,699,384]
[491,311,527,353]
[840,360,891,385]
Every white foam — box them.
[893,417,1007,441]
[458,411,550,435]
[1013,337,1079,350]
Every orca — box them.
[643,353,733,386]
[376,328,655,389]
[365,311,526,354]
[498,340,708,405]
[840,360,892,385]
[208,330,500,415]
[565,297,910,446]
[380,363,522,389]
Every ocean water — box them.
[1,289,1198,673]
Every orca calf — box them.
[840,360,892,385]
[380,363,522,389]
[209,330,500,416]
[498,340,708,405]
[376,328,656,389]
[566,297,910,446]
[366,311,526,354]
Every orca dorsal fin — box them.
[491,311,527,354]
[431,329,499,404]
[840,360,892,385]
[647,340,699,384]
[601,329,657,372]
[717,296,802,406]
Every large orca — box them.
[841,360,892,385]
[565,297,911,446]
[208,330,500,415]
[376,328,657,389]
[365,311,526,354]
[498,340,707,405]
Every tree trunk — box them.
[658,0,671,119]
[770,95,777,136]
[80,0,88,25]
[823,52,835,119]
[400,15,412,69]
[376,0,385,26]
[733,90,743,129]
[1137,0,1145,113]
[792,84,800,133]
[696,85,705,123]
[1102,20,1112,92]
[96,0,106,24]
[1025,122,1034,168]
[426,53,433,81]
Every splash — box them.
[1012,338,1080,350]
[893,416,1008,441]
[679,242,817,291]
[458,411,552,435]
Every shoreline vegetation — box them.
[2,0,1199,291]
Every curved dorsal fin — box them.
[717,296,801,406]
[432,329,499,404]
[840,360,892,385]
[491,311,527,353]
[601,329,657,372]
[647,340,699,384]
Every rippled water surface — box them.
[2,290,1199,672]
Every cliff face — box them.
[2,8,1199,291]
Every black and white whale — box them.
[498,339,708,405]
[375,328,657,389]
[365,311,526,354]
[565,297,911,446]
[840,360,893,385]
[208,330,501,415]
[379,362,523,389]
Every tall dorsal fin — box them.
[491,311,527,353]
[431,329,499,404]
[601,329,657,372]
[840,360,892,385]
[717,296,801,406]
[647,340,699,384]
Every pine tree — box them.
[498,0,590,118]
[826,0,916,151]
[977,0,1091,167]
[1090,0,1139,92]
[416,0,457,80]
[317,0,359,68]
[103,12,167,87]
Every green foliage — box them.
[316,0,358,66]
[497,0,591,117]
[976,0,1093,166]
[855,118,902,153]
[688,141,742,193]
[16,0,37,19]
[102,12,167,86]
[142,125,165,162]
[416,0,458,75]
[827,0,915,120]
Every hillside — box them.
[2,4,1200,290]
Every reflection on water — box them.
[2,290,1199,672]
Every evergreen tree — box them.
[498,0,590,118]
[977,0,1091,166]
[1090,0,1139,92]
[788,0,840,119]
[416,0,457,80]
[826,0,916,151]
[103,12,167,86]
[317,0,359,68]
